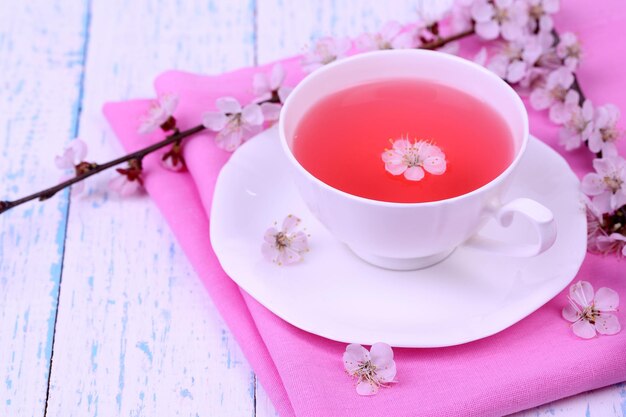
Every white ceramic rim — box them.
[278,49,530,208]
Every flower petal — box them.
[423,156,447,175]
[277,86,293,103]
[473,47,488,67]
[216,97,242,114]
[569,281,594,309]
[390,31,415,49]
[543,0,560,13]
[260,102,282,122]
[356,33,377,51]
[375,360,397,383]
[380,20,402,40]
[487,55,509,79]
[392,138,411,152]
[370,342,394,366]
[591,192,613,213]
[281,214,300,232]
[572,319,596,339]
[215,128,244,152]
[385,162,407,176]
[343,343,369,373]
[471,1,494,22]
[594,287,620,311]
[279,247,302,264]
[356,380,378,396]
[264,227,278,244]
[506,61,526,83]
[581,173,605,196]
[70,139,88,162]
[269,63,285,91]
[261,242,279,262]
[475,20,500,40]
[55,152,74,170]
[252,72,270,97]
[108,174,126,194]
[500,21,523,42]
[381,150,403,165]
[119,178,142,197]
[202,112,229,131]
[404,166,425,181]
[159,93,179,115]
[530,88,552,110]
[595,314,621,335]
[242,103,264,126]
[562,305,580,323]
[290,231,309,252]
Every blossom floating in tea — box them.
[381,137,447,182]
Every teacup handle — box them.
[464,198,557,257]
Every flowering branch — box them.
[1,89,282,214]
[0,124,205,214]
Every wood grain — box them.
[44,0,257,416]
[0,1,89,416]
[0,0,624,416]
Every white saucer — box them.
[210,126,586,347]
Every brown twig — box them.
[422,27,475,50]
[0,124,206,214]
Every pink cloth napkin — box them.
[103,2,626,416]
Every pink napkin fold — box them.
[103,2,626,416]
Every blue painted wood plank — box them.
[0,1,91,416]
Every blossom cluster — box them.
[301,0,625,257]
[464,0,625,257]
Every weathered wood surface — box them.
[0,0,623,416]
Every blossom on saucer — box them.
[55,139,93,194]
[262,215,309,265]
[356,21,414,51]
[559,99,594,150]
[343,343,397,396]
[529,66,579,124]
[471,0,529,41]
[588,104,621,156]
[562,281,620,339]
[556,31,582,71]
[381,137,446,181]
[253,63,292,105]
[581,155,626,213]
[109,159,143,197]
[138,93,179,134]
[301,37,351,73]
[202,97,264,152]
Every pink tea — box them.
[292,78,515,203]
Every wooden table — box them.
[0,1,624,415]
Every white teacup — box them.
[278,50,557,270]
